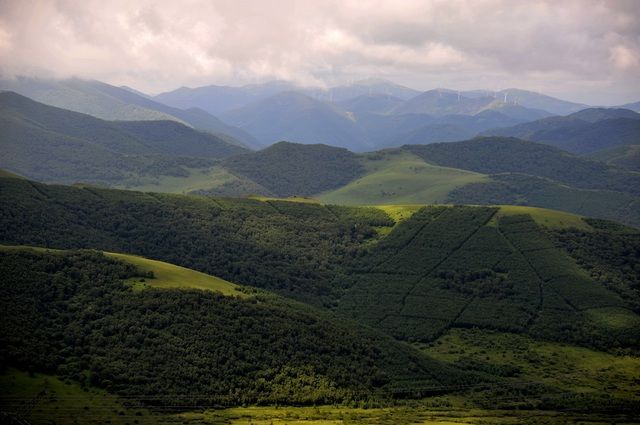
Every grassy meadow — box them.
[317,151,488,205]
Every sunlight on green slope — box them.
[105,252,245,296]
[114,166,241,194]
[492,205,592,230]
[0,245,244,297]
[317,150,488,205]
[0,369,154,425]
[375,204,425,223]
[423,328,640,403]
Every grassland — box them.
[0,369,156,425]
[422,328,640,409]
[115,165,240,194]
[105,252,245,296]
[492,205,592,230]
[4,368,634,425]
[0,245,244,297]
[5,365,631,425]
[374,204,425,223]
[317,150,488,205]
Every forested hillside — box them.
[224,142,365,197]
[0,92,246,185]
[483,109,640,155]
[1,175,639,420]
[405,137,640,196]
[1,248,473,406]
[1,176,638,353]
[0,77,259,148]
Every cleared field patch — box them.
[0,245,244,297]
[423,328,640,405]
[586,307,640,329]
[178,404,631,424]
[116,165,269,196]
[492,205,591,230]
[375,204,425,223]
[317,151,488,205]
[0,369,155,425]
[105,252,245,296]
[250,195,321,203]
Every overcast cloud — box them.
[0,0,638,104]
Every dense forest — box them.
[405,137,640,196]
[0,92,246,184]
[223,141,365,197]
[1,249,478,407]
[1,176,638,353]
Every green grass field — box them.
[492,205,592,230]
[374,204,426,223]
[0,245,245,297]
[317,151,488,205]
[0,369,155,425]
[105,252,245,296]
[3,367,636,425]
[115,165,250,194]
[422,328,640,405]
[251,195,321,203]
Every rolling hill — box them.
[483,108,640,155]
[0,76,259,148]
[317,78,420,102]
[154,80,298,116]
[317,149,488,205]
[1,245,470,407]
[0,92,247,184]
[223,141,364,197]
[336,93,405,115]
[619,100,640,112]
[405,137,640,196]
[485,88,587,115]
[223,91,370,151]
[1,174,639,420]
[588,144,640,172]
[390,89,552,121]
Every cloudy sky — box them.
[0,0,639,104]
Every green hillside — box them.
[1,177,639,421]
[447,173,640,228]
[224,141,365,197]
[0,91,246,185]
[1,176,638,349]
[339,205,639,351]
[405,137,640,196]
[1,247,470,408]
[0,76,259,148]
[318,150,487,205]
[588,144,640,172]
[105,251,244,295]
[483,109,640,155]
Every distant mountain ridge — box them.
[0,91,247,184]
[0,76,259,149]
[483,108,640,155]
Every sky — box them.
[0,0,639,105]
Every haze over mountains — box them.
[4,76,636,153]
[2,79,639,228]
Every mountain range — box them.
[0,76,260,148]
[3,90,639,228]
[7,76,633,153]
[0,91,247,184]
[483,108,640,155]
[1,75,640,424]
